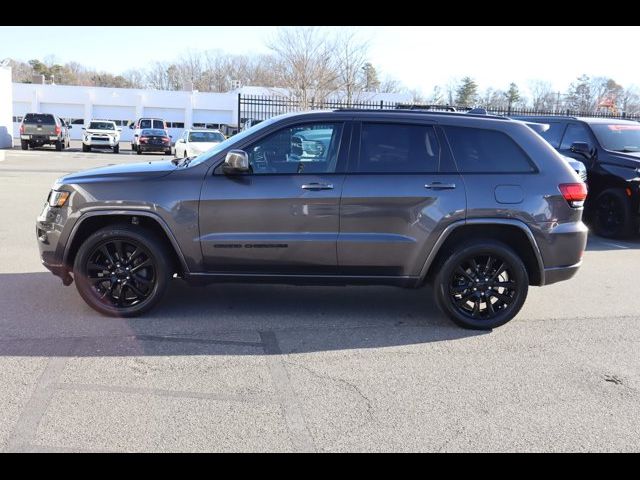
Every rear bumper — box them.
[543,262,582,285]
[139,145,170,152]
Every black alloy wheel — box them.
[592,188,633,239]
[434,240,528,330]
[73,225,171,317]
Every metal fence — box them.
[237,94,640,130]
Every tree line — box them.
[7,27,640,114]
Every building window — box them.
[12,116,23,123]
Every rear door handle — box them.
[301,183,334,190]
[425,182,456,190]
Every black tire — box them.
[132,143,137,153]
[591,188,635,239]
[136,148,142,155]
[82,144,90,152]
[55,140,63,151]
[73,224,171,317]
[21,140,28,150]
[165,148,172,155]
[113,144,119,154]
[433,240,529,330]
[183,151,188,158]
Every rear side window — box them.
[139,119,152,129]
[538,122,566,148]
[443,126,535,173]
[153,120,165,129]
[23,113,55,125]
[357,123,440,173]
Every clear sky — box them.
[2,26,639,95]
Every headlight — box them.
[48,190,70,207]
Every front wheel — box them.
[136,148,142,155]
[591,188,634,239]
[73,225,171,317]
[433,240,529,330]
[21,140,28,150]
[113,144,119,154]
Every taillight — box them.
[163,137,170,144]
[19,124,24,134]
[54,125,61,135]
[140,137,148,144]
[559,183,588,207]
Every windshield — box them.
[89,121,115,130]
[591,124,640,152]
[189,131,225,143]
[141,129,167,136]
[185,116,282,167]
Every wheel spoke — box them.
[484,256,494,274]
[489,262,505,281]
[99,246,115,266]
[469,258,479,275]
[486,298,496,316]
[127,282,146,298]
[114,241,125,262]
[128,247,142,264]
[471,300,480,317]
[455,266,475,283]
[87,261,108,271]
[131,258,152,273]
[489,290,512,305]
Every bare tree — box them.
[267,26,338,106]
[334,29,369,102]
[528,80,555,110]
[619,86,640,115]
[122,69,146,89]
[146,61,180,90]
[378,75,402,93]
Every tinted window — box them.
[444,126,535,173]
[244,123,343,174]
[537,122,566,148]
[189,131,225,142]
[88,121,115,130]
[560,123,591,150]
[23,113,55,124]
[357,123,440,173]
[153,120,165,129]
[139,119,152,129]
[590,123,640,152]
[141,129,167,136]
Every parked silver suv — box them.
[36,109,588,329]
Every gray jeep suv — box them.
[36,109,588,329]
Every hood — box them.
[57,159,177,184]
[85,129,118,135]
[190,142,220,153]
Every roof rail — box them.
[333,107,511,121]
[467,108,488,115]
[395,103,457,112]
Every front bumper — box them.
[37,203,72,283]
[84,137,118,147]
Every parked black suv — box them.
[513,115,640,238]
[36,110,587,329]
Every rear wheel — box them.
[82,144,90,152]
[591,188,634,238]
[73,225,171,317]
[165,148,172,155]
[55,140,62,151]
[433,240,529,330]
[21,141,28,150]
[136,148,142,155]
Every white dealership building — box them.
[8,81,412,144]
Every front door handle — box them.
[425,182,456,190]
[301,183,334,190]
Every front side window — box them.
[559,123,591,150]
[444,126,535,173]
[153,120,165,129]
[243,122,343,174]
[356,123,440,173]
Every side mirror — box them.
[222,149,250,174]
[81,127,86,130]
[570,141,592,159]
[117,128,122,132]
[177,138,185,143]
[129,124,135,129]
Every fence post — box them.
[380,100,384,109]
[237,93,241,134]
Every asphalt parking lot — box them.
[1,143,639,452]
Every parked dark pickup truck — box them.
[20,113,71,151]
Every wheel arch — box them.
[63,210,189,275]
[419,219,545,286]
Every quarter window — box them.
[356,123,440,173]
[444,126,535,173]
[243,123,343,174]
